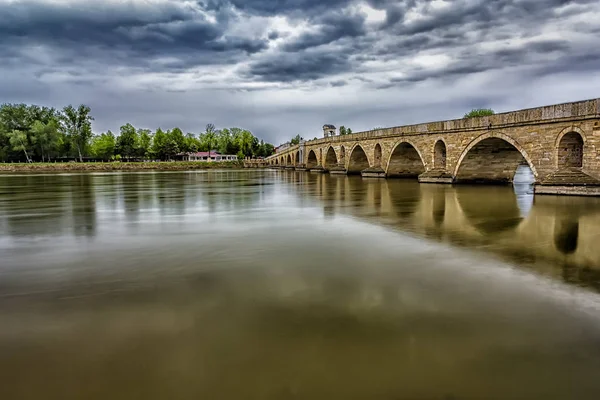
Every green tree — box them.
[347,128,353,134]
[150,128,167,160]
[90,131,116,160]
[464,108,495,118]
[7,130,32,162]
[116,123,138,160]
[204,123,217,158]
[30,119,60,162]
[185,133,199,153]
[163,137,180,160]
[60,104,94,162]
[168,127,186,152]
[137,129,152,158]
[290,134,301,145]
[339,126,347,135]
[263,142,274,156]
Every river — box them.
[1,169,600,399]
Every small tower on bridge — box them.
[323,124,336,138]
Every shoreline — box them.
[0,161,246,173]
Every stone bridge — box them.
[265,98,600,196]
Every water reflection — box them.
[2,170,600,399]
[288,171,600,291]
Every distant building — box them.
[175,151,238,161]
[323,124,336,137]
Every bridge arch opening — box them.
[374,144,382,168]
[307,150,318,168]
[434,140,447,169]
[325,147,338,168]
[347,145,370,175]
[276,158,279,165]
[386,142,425,178]
[286,154,292,165]
[455,135,536,184]
[295,151,300,165]
[558,132,584,168]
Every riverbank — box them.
[0,161,244,173]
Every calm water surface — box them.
[1,169,600,400]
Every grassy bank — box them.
[0,161,245,173]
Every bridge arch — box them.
[347,144,370,174]
[324,146,338,168]
[295,151,300,165]
[286,154,292,165]
[454,132,538,183]
[555,127,586,169]
[374,143,382,168]
[307,150,318,168]
[385,140,426,178]
[433,139,447,169]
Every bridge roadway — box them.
[265,98,600,196]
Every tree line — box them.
[0,103,275,162]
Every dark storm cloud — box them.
[0,1,267,70]
[282,11,367,52]
[245,51,353,82]
[218,0,354,16]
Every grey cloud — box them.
[221,0,354,16]
[282,11,367,52]
[0,1,267,70]
[330,80,348,87]
[245,51,353,82]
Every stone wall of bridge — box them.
[266,99,600,194]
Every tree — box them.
[163,137,180,160]
[168,127,186,152]
[185,133,199,153]
[263,142,274,156]
[137,129,152,158]
[7,130,32,162]
[90,131,116,160]
[464,108,495,118]
[30,119,60,162]
[339,126,347,135]
[204,123,217,158]
[290,134,302,145]
[150,128,167,160]
[60,104,94,162]
[347,128,353,134]
[116,123,138,160]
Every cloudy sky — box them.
[1,0,599,145]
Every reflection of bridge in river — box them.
[278,170,600,291]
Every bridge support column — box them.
[361,167,386,178]
[310,165,326,173]
[418,169,454,184]
[295,164,308,171]
[329,164,347,175]
[535,168,600,196]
